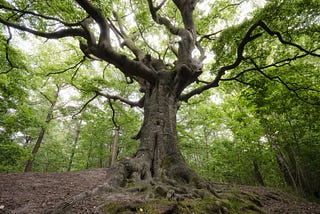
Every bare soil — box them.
[0,168,319,213]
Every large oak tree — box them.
[1,0,319,212]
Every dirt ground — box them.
[0,168,319,213]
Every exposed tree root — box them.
[45,157,224,214]
[44,157,261,213]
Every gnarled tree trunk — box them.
[105,69,208,192]
[136,72,186,180]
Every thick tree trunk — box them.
[105,71,208,191]
[135,72,189,179]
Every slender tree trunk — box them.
[272,143,298,191]
[253,160,265,186]
[24,88,59,172]
[110,126,120,167]
[67,121,81,172]
[25,127,46,172]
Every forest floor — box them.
[0,168,319,214]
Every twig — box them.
[108,99,119,128]
[72,93,99,118]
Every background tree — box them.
[0,0,319,211]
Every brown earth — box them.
[0,168,319,213]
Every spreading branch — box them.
[179,20,320,102]
[96,91,144,108]
[0,0,157,84]
[74,0,157,83]
[0,4,86,27]
[179,21,263,101]
[46,56,86,76]
[147,0,180,36]
[221,53,309,82]
[250,59,320,105]
[0,17,87,39]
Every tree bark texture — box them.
[105,71,208,190]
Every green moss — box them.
[103,191,264,213]
[104,199,174,214]
[225,190,265,214]
[176,197,224,213]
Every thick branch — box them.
[147,0,180,36]
[75,0,156,83]
[75,0,110,46]
[112,11,145,59]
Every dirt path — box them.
[0,169,106,213]
[0,169,319,213]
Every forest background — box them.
[0,0,319,201]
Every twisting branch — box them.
[0,16,87,39]
[0,4,86,27]
[111,11,145,59]
[72,93,99,118]
[0,26,19,74]
[108,99,119,128]
[95,91,144,108]
[179,22,263,101]
[147,0,180,35]
[180,20,320,102]
[258,21,320,57]
[46,56,86,76]
[249,59,320,105]
[221,53,310,81]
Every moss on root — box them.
[103,193,264,214]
